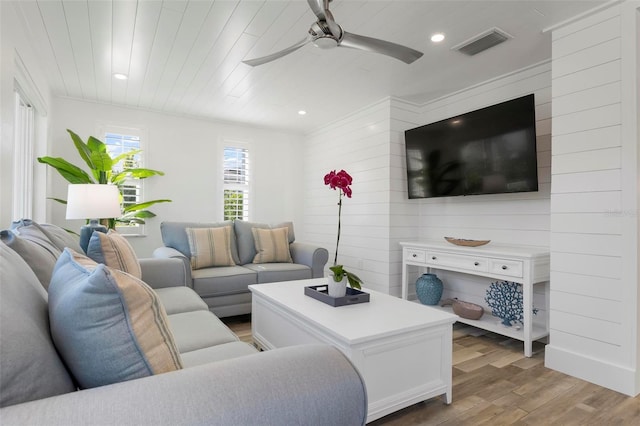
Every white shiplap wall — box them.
[393,62,553,311]
[304,99,396,293]
[545,2,639,396]
[389,99,422,296]
[305,62,554,297]
[413,62,552,249]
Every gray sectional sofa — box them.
[0,221,367,425]
[155,220,329,317]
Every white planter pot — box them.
[328,275,347,298]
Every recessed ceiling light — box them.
[431,33,445,43]
[113,73,128,80]
[298,110,307,115]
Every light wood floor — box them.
[223,315,640,425]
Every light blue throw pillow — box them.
[48,249,183,389]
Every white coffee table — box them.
[249,278,458,423]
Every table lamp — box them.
[66,184,121,253]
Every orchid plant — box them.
[324,169,363,290]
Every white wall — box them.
[390,62,554,312]
[303,99,396,293]
[545,1,640,396]
[1,1,51,225]
[414,62,552,248]
[305,61,552,298]
[48,97,305,256]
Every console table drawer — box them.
[426,252,488,273]
[489,259,523,278]
[406,249,426,263]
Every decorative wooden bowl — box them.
[440,298,484,320]
[452,300,484,320]
[444,237,490,247]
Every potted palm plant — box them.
[38,129,170,229]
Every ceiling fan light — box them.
[313,37,338,49]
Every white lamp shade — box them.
[66,184,122,219]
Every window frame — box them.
[221,140,252,222]
[97,124,148,236]
[12,88,35,221]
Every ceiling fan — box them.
[242,0,424,67]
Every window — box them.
[104,132,141,211]
[102,129,144,235]
[223,146,250,221]
[12,89,35,220]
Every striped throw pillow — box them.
[186,226,236,269]
[251,227,293,264]
[86,229,142,279]
[48,249,183,389]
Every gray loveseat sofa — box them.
[0,221,366,425]
[154,220,329,317]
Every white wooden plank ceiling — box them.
[13,0,606,133]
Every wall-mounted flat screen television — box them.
[404,94,538,199]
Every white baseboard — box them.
[545,344,639,397]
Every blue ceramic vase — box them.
[415,273,443,305]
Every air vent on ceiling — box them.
[452,27,513,56]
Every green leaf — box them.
[67,129,95,170]
[90,150,113,173]
[47,197,67,205]
[37,157,94,184]
[112,149,142,165]
[87,136,107,153]
[121,210,156,219]
[123,199,171,212]
[346,272,363,290]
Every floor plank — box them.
[223,316,640,425]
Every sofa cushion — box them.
[10,219,62,258]
[180,341,258,368]
[0,230,58,290]
[234,220,295,265]
[86,229,142,279]
[0,242,76,408]
[155,287,209,315]
[160,221,240,265]
[251,227,293,264]
[48,249,183,389]
[38,222,84,253]
[166,310,239,353]
[244,263,312,283]
[191,265,257,297]
[186,226,236,269]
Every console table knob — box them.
[502,265,508,270]
[412,254,417,258]
[474,262,480,266]
[431,256,437,260]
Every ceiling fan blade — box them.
[242,37,311,67]
[340,31,424,64]
[307,0,327,21]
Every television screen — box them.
[404,94,538,199]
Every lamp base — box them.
[79,219,107,253]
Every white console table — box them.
[400,241,550,357]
